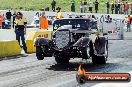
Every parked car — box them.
[35,18,108,64]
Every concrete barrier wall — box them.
[0,29,21,57]
[0,40,21,57]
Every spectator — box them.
[89,0,93,13]
[94,0,99,13]
[117,2,121,14]
[123,2,125,13]
[115,1,118,14]
[124,2,129,15]
[111,2,115,14]
[14,12,27,54]
[55,7,62,19]
[39,11,48,30]
[13,11,17,28]
[70,0,75,12]
[79,0,83,13]
[6,10,12,28]
[83,0,87,13]
[125,15,131,32]
[6,10,12,21]
[2,14,5,29]
[0,13,3,29]
[106,1,110,14]
[51,0,56,12]
[120,2,124,14]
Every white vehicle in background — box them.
[27,15,39,28]
[31,16,39,28]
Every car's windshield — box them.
[53,19,97,30]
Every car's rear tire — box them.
[92,42,108,64]
[36,46,44,60]
[55,54,69,64]
[92,37,108,64]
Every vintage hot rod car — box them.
[35,18,108,64]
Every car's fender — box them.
[35,37,50,47]
[73,37,91,47]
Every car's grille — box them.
[55,30,70,49]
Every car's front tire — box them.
[36,46,44,60]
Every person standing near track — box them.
[6,10,12,28]
[106,1,110,14]
[124,2,129,15]
[94,0,99,13]
[115,1,119,14]
[125,15,131,32]
[0,13,3,29]
[14,12,27,54]
[39,11,48,30]
[111,2,115,14]
[51,0,56,12]
[117,1,121,14]
[79,0,83,13]
[55,7,62,20]
[70,0,75,12]
[89,0,93,13]
[83,0,87,13]
[6,10,12,21]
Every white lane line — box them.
[92,71,132,87]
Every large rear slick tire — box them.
[92,37,108,64]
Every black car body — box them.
[35,18,108,64]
